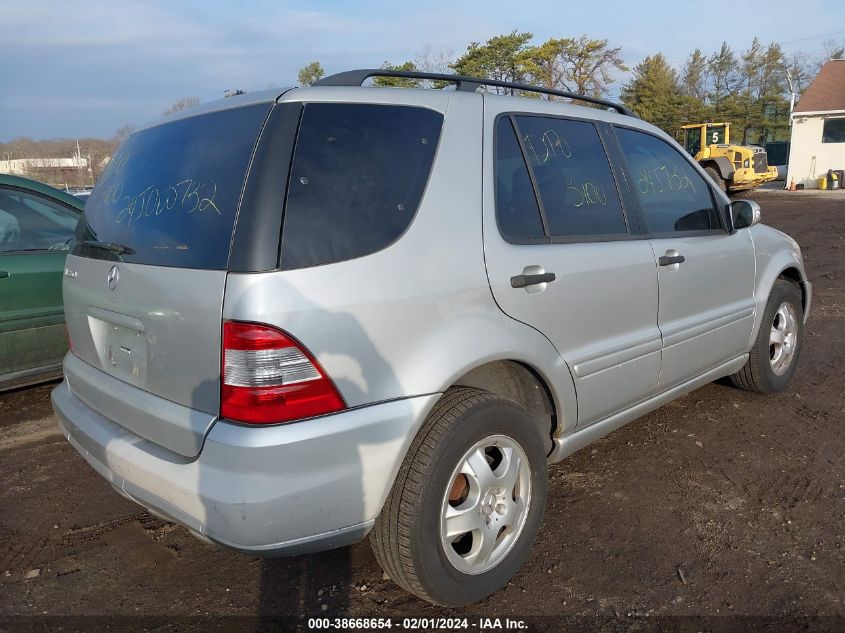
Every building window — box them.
[822,118,845,143]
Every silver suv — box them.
[53,69,811,606]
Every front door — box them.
[612,127,756,391]
[483,105,661,428]
[0,187,78,379]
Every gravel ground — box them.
[0,190,843,632]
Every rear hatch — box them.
[63,101,273,457]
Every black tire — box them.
[705,166,727,192]
[370,387,548,606]
[729,280,804,393]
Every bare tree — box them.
[412,44,455,88]
[115,123,136,141]
[163,97,200,116]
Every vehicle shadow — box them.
[199,278,409,626]
[256,547,352,622]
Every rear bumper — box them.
[52,379,438,556]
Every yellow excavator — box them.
[678,123,778,192]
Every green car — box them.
[0,174,84,390]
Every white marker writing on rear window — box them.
[102,178,221,226]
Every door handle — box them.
[510,272,556,288]
[0,271,9,279]
[658,254,685,266]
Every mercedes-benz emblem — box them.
[107,265,119,291]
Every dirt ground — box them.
[0,190,843,631]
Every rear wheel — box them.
[704,166,727,192]
[729,280,803,392]
[370,387,548,606]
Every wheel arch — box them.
[451,359,560,453]
[777,266,809,315]
[748,245,811,348]
[701,156,735,181]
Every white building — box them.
[0,156,89,175]
[786,59,845,188]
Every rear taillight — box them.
[221,321,345,424]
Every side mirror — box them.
[729,200,762,231]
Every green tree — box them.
[752,43,789,143]
[297,61,325,86]
[678,49,711,125]
[519,35,627,99]
[708,42,740,120]
[680,49,709,101]
[620,53,683,131]
[736,38,764,144]
[451,31,534,94]
[373,61,420,87]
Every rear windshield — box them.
[74,104,271,269]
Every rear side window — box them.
[515,116,627,237]
[75,104,271,269]
[280,103,443,270]
[494,117,545,240]
[615,127,722,233]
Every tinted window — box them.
[280,104,443,270]
[822,118,845,143]
[0,188,78,252]
[516,116,627,237]
[75,104,271,269]
[495,117,545,240]
[615,127,722,233]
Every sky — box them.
[1,0,844,140]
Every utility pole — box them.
[785,69,797,123]
[784,69,797,190]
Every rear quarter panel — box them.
[222,89,577,435]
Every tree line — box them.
[3,32,841,169]
[298,32,843,145]
[621,38,842,145]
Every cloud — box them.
[2,0,842,138]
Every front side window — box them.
[280,103,443,270]
[822,118,845,143]
[615,127,722,234]
[515,116,628,237]
[0,188,78,253]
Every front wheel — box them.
[704,166,727,192]
[729,279,804,392]
[370,387,548,606]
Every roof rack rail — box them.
[314,69,637,118]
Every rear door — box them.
[483,105,661,429]
[0,187,78,379]
[612,126,756,390]
[62,102,274,455]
